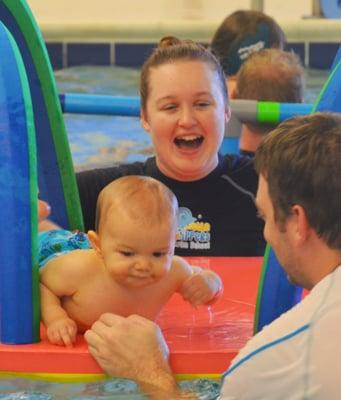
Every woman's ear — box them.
[225,105,232,124]
[140,109,150,132]
[87,230,103,257]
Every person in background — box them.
[76,36,265,257]
[210,10,287,146]
[210,9,287,96]
[39,176,222,347]
[85,113,341,399]
[233,48,305,156]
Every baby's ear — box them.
[87,230,102,257]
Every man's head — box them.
[235,49,304,135]
[255,112,341,250]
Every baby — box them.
[39,176,223,347]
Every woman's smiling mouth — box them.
[174,135,204,149]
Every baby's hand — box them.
[46,317,77,347]
[38,200,51,222]
[181,269,223,307]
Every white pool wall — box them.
[27,0,341,43]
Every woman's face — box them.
[141,60,230,181]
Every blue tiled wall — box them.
[67,43,111,67]
[46,41,340,70]
[46,43,64,70]
[115,43,155,67]
[309,43,340,69]
[286,42,305,65]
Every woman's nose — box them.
[178,106,197,128]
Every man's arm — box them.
[84,313,197,399]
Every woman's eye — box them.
[162,104,177,111]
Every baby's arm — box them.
[40,254,85,346]
[40,282,77,347]
[174,257,223,307]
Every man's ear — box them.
[290,205,310,246]
[140,109,150,132]
[87,230,103,257]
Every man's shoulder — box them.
[230,295,313,368]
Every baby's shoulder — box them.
[43,249,99,277]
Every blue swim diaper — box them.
[38,229,91,268]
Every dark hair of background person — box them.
[211,10,287,77]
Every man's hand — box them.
[84,314,178,394]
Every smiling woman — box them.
[141,60,227,182]
[76,36,265,257]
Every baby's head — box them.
[95,175,178,235]
[89,176,179,287]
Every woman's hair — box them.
[140,36,228,111]
[211,10,286,76]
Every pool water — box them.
[55,66,330,170]
[55,66,153,171]
[0,377,221,399]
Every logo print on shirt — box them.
[176,207,211,250]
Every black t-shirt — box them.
[76,155,265,256]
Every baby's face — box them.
[98,212,176,288]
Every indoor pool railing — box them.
[59,93,313,125]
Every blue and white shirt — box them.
[222,265,341,399]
